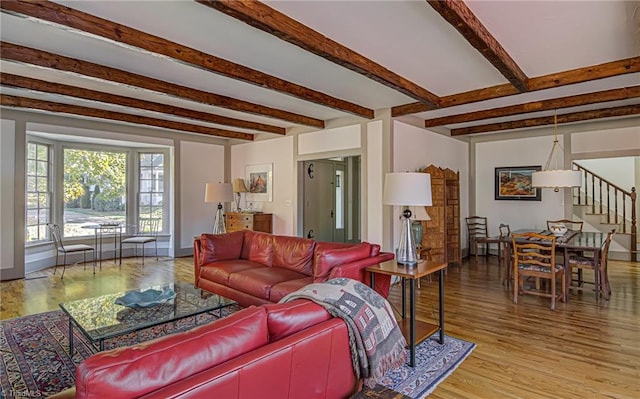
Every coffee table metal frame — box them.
[59,282,237,356]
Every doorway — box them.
[301,156,360,243]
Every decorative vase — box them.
[411,221,423,248]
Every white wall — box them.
[391,121,470,251]
[231,136,295,236]
[179,141,225,249]
[0,120,16,276]
[476,136,564,233]
[572,125,640,154]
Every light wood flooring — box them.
[1,255,638,398]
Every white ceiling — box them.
[1,0,639,139]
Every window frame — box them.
[25,137,170,245]
[25,140,52,243]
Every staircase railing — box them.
[573,162,636,262]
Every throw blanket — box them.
[280,278,407,388]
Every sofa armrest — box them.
[193,236,203,286]
[326,252,394,297]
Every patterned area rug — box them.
[1,308,474,399]
[381,335,476,398]
[0,306,241,398]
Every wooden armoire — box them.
[419,165,461,266]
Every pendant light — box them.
[531,111,581,192]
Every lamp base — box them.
[212,203,226,234]
[396,215,419,267]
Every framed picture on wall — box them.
[494,166,542,201]
[245,163,273,202]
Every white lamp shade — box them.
[204,182,233,203]
[532,169,581,188]
[383,172,432,206]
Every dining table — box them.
[502,229,608,302]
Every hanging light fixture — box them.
[531,111,581,192]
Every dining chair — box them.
[512,232,565,310]
[119,218,160,265]
[546,219,584,232]
[498,223,512,285]
[47,223,95,279]
[465,216,498,262]
[567,228,615,301]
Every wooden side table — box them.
[366,260,446,367]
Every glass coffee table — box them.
[59,282,237,356]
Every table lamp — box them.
[204,182,233,234]
[232,178,249,212]
[383,172,432,266]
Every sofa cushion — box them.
[268,277,313,303]
[264,299,331,342]
[199,231,244,265]
[228,267,308,300]
[199,259,261,285]
[313,242,372,282]
[272,235,315,276]
[75,306,268,399]
[370,244,381,257]
[241,230,274,267]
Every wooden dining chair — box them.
[512,232,565,310]
[546,219,584,232]
[567,228,615,301]
[465,216,498,262]
[498,223,512,285]
[47,223,95,279]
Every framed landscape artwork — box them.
[245,163,273,202]
[494,166,542,201]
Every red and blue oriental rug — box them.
[1,309,474,398]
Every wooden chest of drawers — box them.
[224,212,272,234]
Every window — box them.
[138,153,164,231]
[63,148,127,237]
[26,142,50,242]
[25,136,169,244]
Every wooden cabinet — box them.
[224,212,272,234]
[419,165,461,266]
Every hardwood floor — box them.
[1,255,638,398]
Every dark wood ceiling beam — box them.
[198,0,440,108]
[0,42,324,128]
[1,94,255,140]
[0,0,372,119]
[393,56,640,116]
[424,86,640,127]
[426,0,528,92]
[450,105,640,136]
[0,73,285,135]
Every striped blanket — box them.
[280,278,407,388]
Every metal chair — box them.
[47,223,95,279]
[119,218,159,265]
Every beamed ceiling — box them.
[1,0,639,142]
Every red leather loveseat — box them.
[194,230,394,307]
[51,299,358,399]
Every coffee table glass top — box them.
[59,282,236,341]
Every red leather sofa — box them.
[194,230,394,307]
[51,299,358,399]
